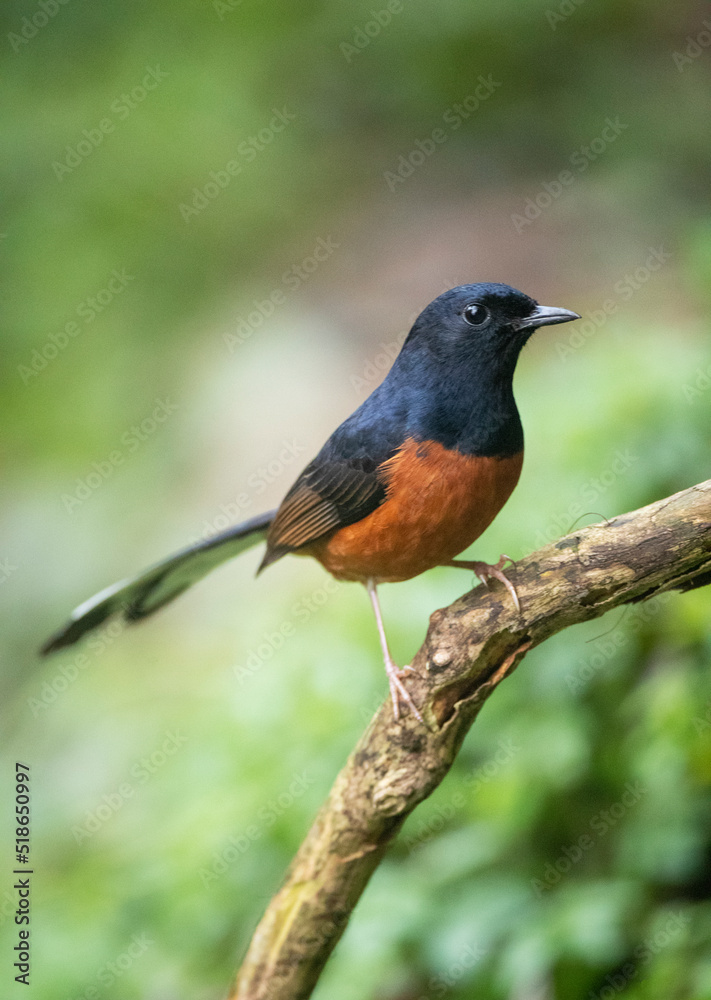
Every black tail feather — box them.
[40,510,275,655]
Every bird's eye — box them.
[462,303,490,327]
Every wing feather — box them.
[260,457,388,568]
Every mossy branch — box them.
[229,480,711,1000]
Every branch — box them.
[228,479,711,1000]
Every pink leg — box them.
[365,579,423,723]
[446,554,520,612]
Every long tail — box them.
[40,510,276,655]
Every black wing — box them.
[259,398,406,569]
[260,458,387,568]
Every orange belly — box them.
[304,438,523,583]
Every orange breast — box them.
[304,438,523,583]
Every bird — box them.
[41,283,579,722]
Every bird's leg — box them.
[445,554,520,612]
[365,579,423,723]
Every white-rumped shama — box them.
[41,283,579,721]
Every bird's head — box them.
[409,282,580,363]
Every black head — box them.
[349,281,580,458]
[376,282,580,455]
[406,282,579,365]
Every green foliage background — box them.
[2,1,711,998]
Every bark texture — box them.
[229,480,711,1000]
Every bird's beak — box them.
[515,304,581,330]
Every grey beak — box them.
[516,304,581,330]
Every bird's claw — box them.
[385,659,423,723]
[475,556,519,612]
[462,554,520,612]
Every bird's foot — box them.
[451,554,520,612]
[384,658,423,723]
